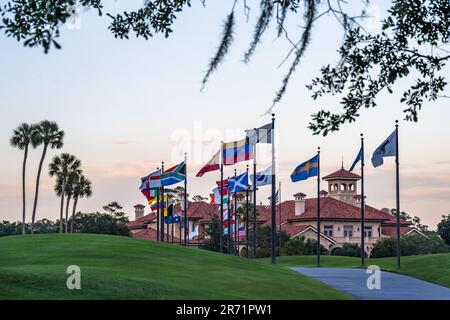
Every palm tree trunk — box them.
[22,145,28,235]
[59,192,65,234]
[65,194,71,233]
[71,196,78,233]
[31,144,48,234]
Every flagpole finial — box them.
[272,113,275,119]
[395,119,399,127]
[361,133,364,138]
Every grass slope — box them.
[275,254,450,288]
[0,234,349,300]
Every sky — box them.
[1,1,449,229]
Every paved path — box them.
[292,267,450,300]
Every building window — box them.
[341,184,347,191]
[349,184,355,191]
[324,225,333,237]
[344,226,353,237]
[364,226,373,238]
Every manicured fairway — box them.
[0,234,349,300]
[275,254,450,288]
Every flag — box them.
[238,226,246,237]
[161,161,186,186]
[222,138,253,166]
[140,169,162,190]
[212,187,228,204]
[349,147,363,172]
[291,155,319,182]
[140,188,157,204]
[189,225,199,239]
[196,150,220,177]
[250,165,272,187]
[371,130,397,168]
[245,123,273,145]
[266,188,280,209]
[228,172,249,193]
[216,179,229,188]
[150,195,167,211]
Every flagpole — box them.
[220,141,224,254]
[395,120,401,269]
[317,147,321,268]
[252,139,257,259]
[234,169,238,256]
[271,113,276,264]
[156,167,160,242]
[279,181,282,255]
[227,178,232,255]
[172,208,174,243]
[246,164,249,259]
[360,133,366,267]
[184,152,188,246]
[161,162,165,242]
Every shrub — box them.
[282,236,328,256]
[332,243,362,257]
[371,234,450,258]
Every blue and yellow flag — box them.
[291,155,319,182]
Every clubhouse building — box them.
[128,168,425,256]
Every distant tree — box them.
[203,217,221,253]
[31,120,64,233]
[391,209,428,232]
[102,201,123,214]
[71,202,129,236]
[437,215,450,246]
[248,225,289,258]
[49,153,82,233]
[10,123,39,235]
[71,175,93,233]
[371,234,449,258]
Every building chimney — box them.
[294,192,306,215]
[134,204,145,220]
[178,192,189,211]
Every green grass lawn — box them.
[0,234,349,300]
[275,254,450,288]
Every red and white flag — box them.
[196,150,220,177]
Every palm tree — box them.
[31,121,64,233]
[10,123,39,235]
[49,153,81,233]
[70,175,92,233]
[53,171,79,233]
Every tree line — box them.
[10,121,92,234]
[0,201,129,237]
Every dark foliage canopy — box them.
[1,1,448,134]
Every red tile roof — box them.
[127,213,156,229]
[132,228,182,242]
[257,198,410,225]
[322,168,361,180]
[381,226,420,237]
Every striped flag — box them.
[222,138,253,166]
[196,150,220,177]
